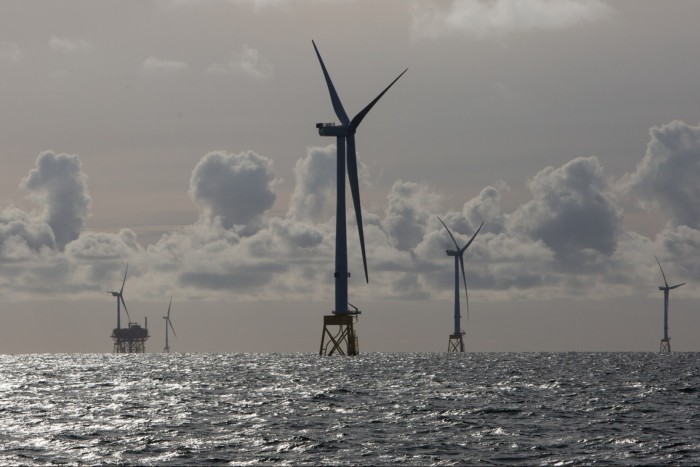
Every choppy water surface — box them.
[0,352,699,465]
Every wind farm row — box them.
[105,41,688,355]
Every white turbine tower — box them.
[163,297,177,353]
[655,256,686,353]
[438,217,483,353]
[313,40,407,356]
[107,263,131,329]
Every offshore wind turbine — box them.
[107,263,150,353]
[655,256,686,353]
[438,217,483,353]
[313,40,407,356]
[163,297,177,353]
[107,263,131,330]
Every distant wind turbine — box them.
[438,217,483,352]
[163,297,177,353]
[107,263,131,329]
[313,40,406,356]
[655,256,686,353]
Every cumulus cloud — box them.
[142,56,189,76]
[618,120,700,229]
[383,180,444,251]
[411,0,613,40]
[462,183,508,234]
[207,45,273,81]
[0,41,22,63]
[508,156,622,264]
[49,36,95,53]
[0,207,56,261]
[288,145,337,222]
[3,121,700,303]
[20,151,91,251]
[189,150,277,231]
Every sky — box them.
[1,0,699,353]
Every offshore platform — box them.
[108,264,149,353]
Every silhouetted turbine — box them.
[163,296,177,353]
[439,218,483,335]
[313,40,406,313]
[107,263,131,329]
[655,256,685,347]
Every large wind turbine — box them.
[163,297,177,353]
[438,217,483,352]
[108,263,131,330]
[655,256,686,353]
[312,40,407,314]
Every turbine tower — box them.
[163,297,177,353]
[655,256,686,353]
[438,217,483,353]
[313,40,407,356]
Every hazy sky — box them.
[1,0,699,353]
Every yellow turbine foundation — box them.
[319,312,359,356]
[448,332,465,353]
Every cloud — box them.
[508,156,622,265]
[2,121,700,303]
[20,151,91,251]
[411,0,613,40]
[49,36,95,54]
[288,145,337,222]
[142,56,189,76]
[0,207,56,261]
[618,120,700,229]
[207,45,273,81]
[383,180,444,251]
[189,150,277,230]
[0,41,22,63]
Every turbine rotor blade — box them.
[168,319,177,339]
[350,68,408,130]
[120,295,131,323]
[167,296,172,319]
[655,255,669,287]
[460,220,484,254]
[312,40,349,126]
[459,255,469,321]
[120,263,128,294]
[669,282,686,290]
[347,134,368,283]
[438,217,460,251]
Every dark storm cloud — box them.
[189,150,276,230]
[618,120,700,229]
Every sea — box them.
[0,352,698,465]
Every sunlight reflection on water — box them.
[0,352,698,465]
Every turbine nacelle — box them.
[316,123,352,137]
[660,283,686,291]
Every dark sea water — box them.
[0,352,699,465]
